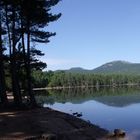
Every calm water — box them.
[35,87,140,140]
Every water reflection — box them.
[35,87,140,140]
[35,87,140,107]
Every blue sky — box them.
[38,0,140,70]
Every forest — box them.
[31,70,140,88]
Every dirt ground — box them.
[0,107,108,140]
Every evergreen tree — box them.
[0,0,61,107]
[20,0,61,106]
[0,0,8,105]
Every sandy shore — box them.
[0,107,108,140]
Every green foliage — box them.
[0,0,61,106]
[31,70,140,89]
[32,70,48,88]
[47,72,140,88]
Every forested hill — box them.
[32,61,140,88]
[65,61,140,74]
[33,61,140,87]
[93,61,140,74]
[65,67,89,73]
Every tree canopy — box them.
[0,0,61,107]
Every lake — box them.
[35,87,140,140]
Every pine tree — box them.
[0,0,8,105]
[19,0,61,106]
[0,0,61,107]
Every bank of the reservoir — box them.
[0,107,108,140]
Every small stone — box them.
[42,134,57,140]
[76,113,82,117]
[72,112,78,116]
[25,135,41,140]
[114,129,125,137]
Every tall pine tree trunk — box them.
[20,2,36,106]
[0,14,8,105]
[26,20,37,106]
[11,5,22,106]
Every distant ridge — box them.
[93,60,140,74]
[64,60,140,74]
[68,67,87,72]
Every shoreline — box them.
[33,83,140,90]
[0,107,108,140]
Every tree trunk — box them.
[26,20,37,106]
[0,14,8,105]
[11,5,22,106]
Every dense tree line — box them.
[32,71,140,88]
[0,0,61,107]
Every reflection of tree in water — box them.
[35,90,55,105]
[35,86,140,106]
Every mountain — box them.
[66,60,140,74]
[93,60,140,74]
[67,67,88,73]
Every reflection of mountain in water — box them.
[35,87,140,107]
[94,95,140,107]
